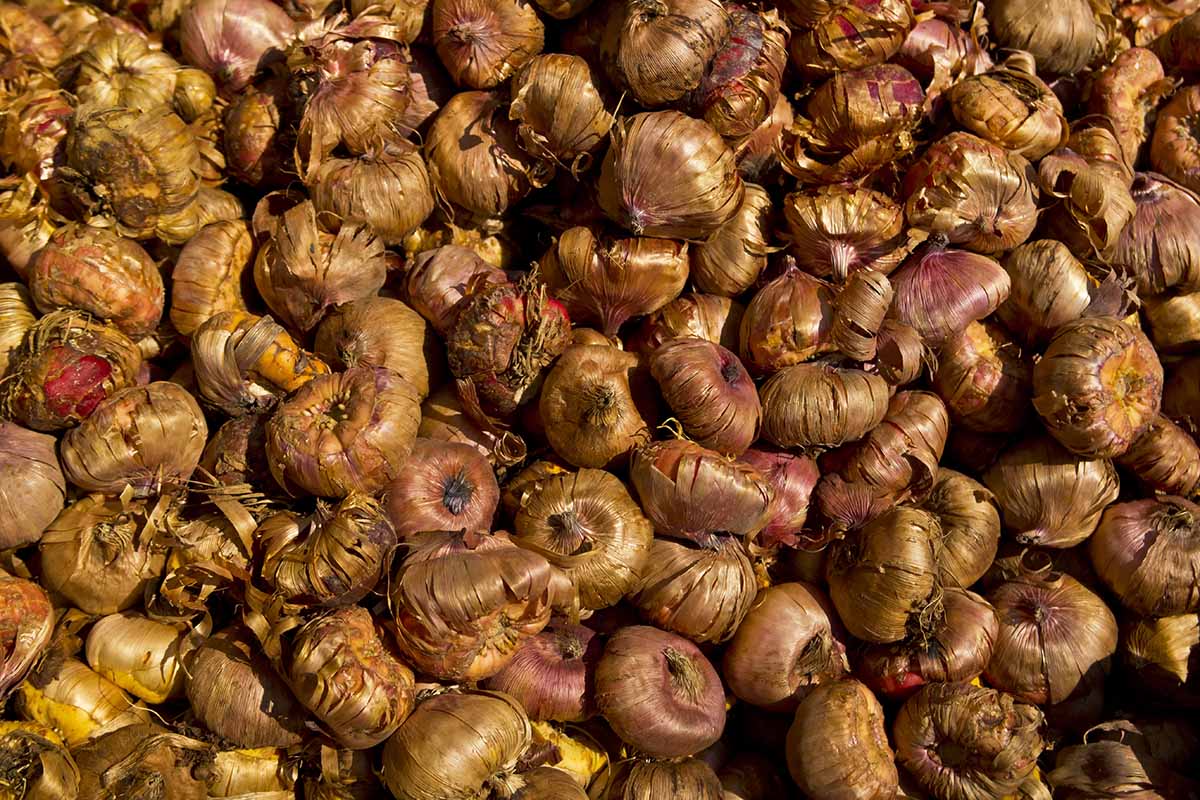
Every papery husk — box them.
[264,606,415,749]
[817,391,949,529]
[1049,726,1200,800]
[84,613,200,704]
[651,337,760,455]
[1032,316,1163,459]
[1149,7,1200,73]
[826,506,941,644]
[192,311,329,416]
[39,494,168,615]
[1122,614,1200,707]
[431,0,544,89]
[157,186,244,245]
[599,0,730,107]
[858,588,999,700]
[482,622,600,722]
[897,17,992,102]
[186,625,307,748]
[831,269,891,362]
[287,17,414,180]
[903,132,1038,255]
[69,32,184,114]
[1038,141,1137,262]
[0,86,72,180]
[511,766,588,799]
[258,493,397,607]
[738,260,836,374]
[987,0,1116,76]
[947,52,1068,160]
[985,570,1117,706]
[629,292,743,355]
[380,690,531,800]
[1117,414,1200,496]
[63,104,201,241]
[447,273,572,417]
[608,758,722,800]
[509,53,612,169]
[306,145,433,247]
[348,0,428,41]
[1143,289,1200,352]
[15,657,149,747]
[596,625,726,758]
[525,720,609,790]
[923,469,1000,589]
[0,3,63,69]
[419,383,528,467]
[221,75,292,187]
[404,244,506,336]
[735,93,793,182]
[1151,85,1200,193]
[266,366,420,497]
[0,175,57,280]
[934,320,1032,434]
[893,682,1044,800]
[28,224,163,340]
[71,724,213,800]
[0,421,65,550]
[783,185,909,283]
[539,226,689,337]
[629,535,756,644]
[1111,173,1200,296]
[983,434,1119,549]
[690,183,772,298]
[599,110,743,240]
[0,574,53,704]
[205,748,295,796]
[780,64,924,185]
[759,363,890,449]
[737,447,818,548]
[425,90,548,221]
[996,240,1101,347]
[170,220,253,336]
[788,0,914,79]
[1087,48,1173,171]
[301,747,387,800]
[389,530,556,681]
[723,581,848,711]
[315,297,434,400]
[252,195,386,333]
[512,468,653,611]
[179,0,295,93]
[0,721,79,800]
[59,382,207,498]
[874,319,931,387]
[1120,0,1200,46]
[1090,496,1200,616]
[692,8,787,143]
[786,680,898,800]
[630,438,773,545]
[384,438,500,537]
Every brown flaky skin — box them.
[630,438,773,545]
[608,758,723,800]
[388,530,556,681]
[170,219,254,336]
[650,337,761,456]
[788,0,913,79]
[694,8,787,142]
[599,110,744,240]
[28,225,164,339]
[314,296,434,400]
[482,622,600,722]
[983,435,1120,549]
[283,606,415,749]
[380,691,531,800]
[1038,130,1137,260]
[1087,48,1172,172]
[986,0,1114,76]
[630,292,744,355]
[934,320,1033,434]
[1111,173,1200,297]
[893,682,1045,800]
[946,53,1068,161]
[738,263,836,375]
[984,571,1117,706]
[1116,414,1200,497]
[782,185,909,282]
[384,438,500,537]
[786,680,898,800]
[0,421,65,550]
[307,146,434,247]
[266,366,421,498]
[432,0,545,89]
[1090,496,1200,617]
[723,581,848,711]
[60,382,208,498]
[1,311,142,432]
[1032,316,1163,459]
[0,574,54,700]
[923,469,1000,589]
[509,53,613,166]
[759,363,890,449]
[1152,85,1200,194]
[512,468,652,611]
[691,183,772,298]
[629,535,757,643]
[595,625,726,758]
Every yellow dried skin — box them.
[947,54,1068,160]
[0,283,36,379]
[72,32,183,113]
[0,87,72,180]
[783,185,909,281]
[0,721,80,800]
[759,363,890,448]
[0,175,56,280]
[307,146,434,246]
[691,183,773,297]
[789,0,913,78]
[15,658,149,747]
[509,53,613,167]
[84,614,195,704]
[170,219,253,336]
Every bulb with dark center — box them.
[720,357,742,384]
[547,510,593,554]
[441,469,475,516]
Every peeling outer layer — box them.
[1037,130,1136,260]
[1,311,142,432]
[1152,84,1200,194]
[738,259,836,375]
[788,0,914,79]
[831,268,892,361]
[737,447,819,548]
[629,292,744,355]
[509,53,613,168]
[759,362,890,449]
[1032,315,1163,459]
[169,219,254,337]
[691,183,773,298]
[1111,173,1200,297]
[650,337,761,456]
[0,574,54,700]
[933,320,1033,434]
[783,185,910,282]
[432,0,545,89]
[1086,47,1173,172]
[1150,8,1200,75]
[1116,414,1200,497]
[307,145,434,247]
[693,7,787,143]
[266,366,421,498]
